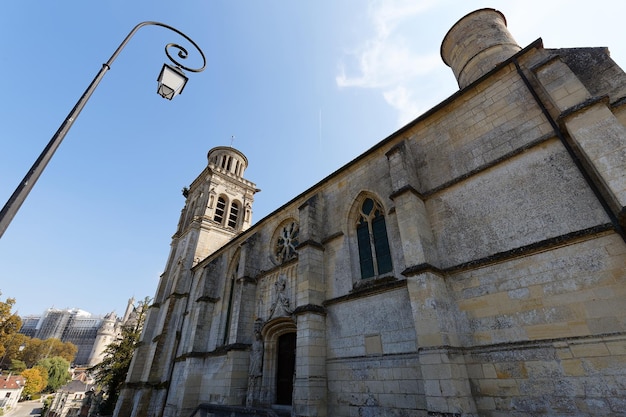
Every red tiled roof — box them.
[0,375,26,390]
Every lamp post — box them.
[0,21,206,239]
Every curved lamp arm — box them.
[0,21,206,239]
[108,21,206,72]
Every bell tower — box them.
[115,147,258,413]
[173,146,257,262]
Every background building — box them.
[19,299,136,366]
[116,9,626,417]
[47,378,96,417]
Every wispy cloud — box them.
[383,86,421,127]
[336,0,440,125]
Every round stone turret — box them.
[208,146,248,178]
[88,312,118,366]
[441,8,521,89]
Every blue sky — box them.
[1,1,625,318]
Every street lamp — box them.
[157,64,189,100]
[0,21,206,239]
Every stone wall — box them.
[325,287,423,416]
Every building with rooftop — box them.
[0,374,25,412]
[20,299,136,366]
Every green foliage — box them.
[41,395,52,415]
[36,356,71,392]
[9,358,26,373]
[91,297,151,415]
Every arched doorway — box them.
[276,332,296,405]
[261,317,297,406]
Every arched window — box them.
[228,201,240,228]
[223,254,239,345]
[183,200,196,230]
[214,196,227,224]
[356,197,392,279]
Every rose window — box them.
[275,221,299,263]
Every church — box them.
[115,9,626,417]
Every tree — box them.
[42,338,77,365]
[19,337,44,368]
[9,359,26,373]
[0,292,21,369]
[1,332,29,369]
[36,356,71,392]
[91,297,150,415]
[21,367,47,397]
[20,337,77,368]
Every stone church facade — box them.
[115,9,626,417]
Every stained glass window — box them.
[357,198,392,279]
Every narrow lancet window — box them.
[356,197,392,279]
